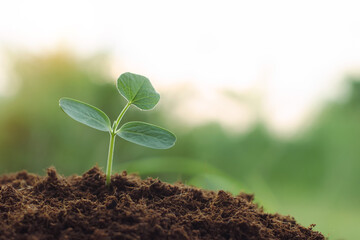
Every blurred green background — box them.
[0,50,359,239]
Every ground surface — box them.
[0,166,324,240]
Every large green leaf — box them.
[117,72,160,110]
[59,97,111,132]
[117,121,176,149]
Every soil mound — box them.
[0,166,324,240]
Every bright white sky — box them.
[1,0,360,135]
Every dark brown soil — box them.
[0,166,324,240]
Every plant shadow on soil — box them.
[0,166,324,240]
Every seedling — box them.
[59,72,176,186]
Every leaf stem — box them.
[114,102,131,131]
[106,132,116,186]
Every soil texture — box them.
[0,166,324,240]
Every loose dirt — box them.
[0,166,324,240]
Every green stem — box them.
[105,102,131,186]
[114,102,131,130]
[106,132,116,186]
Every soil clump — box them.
[0,166,324,240]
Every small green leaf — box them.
[117,121,176,149]
[59,97,111,132]
[117,72,160,110]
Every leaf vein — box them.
[67,107,109,130]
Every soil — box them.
[0,166,324,240]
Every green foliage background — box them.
[0,51,359,239]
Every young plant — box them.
[59,72,176,186]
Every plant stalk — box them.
[105,102,131,186]
[105,132,116,186]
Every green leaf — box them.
[117,121,176,149]
[59,97,111,132]
[117,72,160,110]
